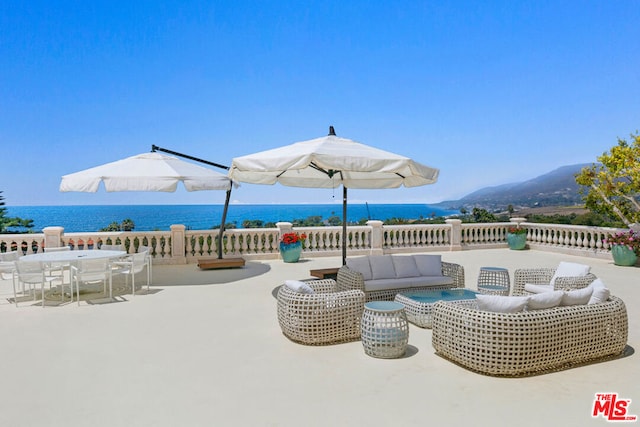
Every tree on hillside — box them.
[0,191,34,233]
[575,132,640,226]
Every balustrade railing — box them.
[0,220,627,264]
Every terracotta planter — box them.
[611,245,638,266]
[507,233,527,250]
[280,242,302,263]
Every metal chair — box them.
[113,251,150,296]
[71,258,113,305]
[12,260,63,307]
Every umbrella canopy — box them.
[229,127,439,264]
[60,152,231,193]
[60,152,234,260]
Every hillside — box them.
[435,163,591,212]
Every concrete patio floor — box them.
[0,248,637,427]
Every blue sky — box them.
[2,1,639,207]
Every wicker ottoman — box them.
[361,301,409,359]
[477,267,510,296]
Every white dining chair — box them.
[113,251,150,296]
[71,258,113,305]
[12,260,63,307]
[0,250,19,280]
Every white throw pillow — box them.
[560,286,593,306]
[369,255,397,279]
[550,261,591,284]
[587,278,611,304]
[346,257,373,280]
[413,254,442,276]
[476,295,529,313]
[524,283,554,294]
[284,280,314,294]
[528,290,564,309]
[392,256,420,278]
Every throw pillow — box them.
[550,261,591,284]
[413,254,442,276]
[560,286,593,306]
[476,294,529,313]
[392,256,420,278]
[284,280,314,294]
[346,257,373,280]
[369,255,397,279]
[587,278,611,304]
[524,283,554,294]
[528,290,564,309]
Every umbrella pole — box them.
[342,186,347,265]
[218,187,232,259]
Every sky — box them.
[1,1,639,207]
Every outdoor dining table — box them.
[19,250,127,302]
[20,249,127,264]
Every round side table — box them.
[477,266,510,296]
[361,301,409,359]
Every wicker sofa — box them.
[336,254,465,301]
[277,279,365,345]
[431,288,628,376]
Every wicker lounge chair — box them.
[277,279,365,345]
[513,267,597,295]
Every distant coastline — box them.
[7,204,460,233]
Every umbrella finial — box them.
[328,126,336,136]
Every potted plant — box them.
[604,229,639,266]
[279,232,307,263]
[506,225,527,250]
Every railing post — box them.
[510,217,527,227]
[170,224,187,264]
[367,220,384,255]
[445,219,462,251]
[43,226,64,250]
[276,222,293,236]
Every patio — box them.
[0,248,637,427]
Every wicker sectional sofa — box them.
[336,254,465,301]
[431,289,628,376]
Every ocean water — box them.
[6,204,459,233]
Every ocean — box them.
[6,204,459,233]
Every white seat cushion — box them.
[528,290,564,309]
[587,278,611,304]
[284,280,314,294]
[550,261,591,284]
[392,256,420,278]
[412,254,442,276]
[476,295,529,313]
[524,283,554,294]
[369,255,396,280]
[561,286,593,306]
[346,257,373,281]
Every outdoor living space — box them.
[0,248,637,427]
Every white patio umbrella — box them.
[60,152,235,259]
[228,126,439,264]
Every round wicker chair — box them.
[277,279,365,345]
[513,267,597,295]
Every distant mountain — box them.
[435,163,592,211]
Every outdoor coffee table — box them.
[394,289,478,328]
